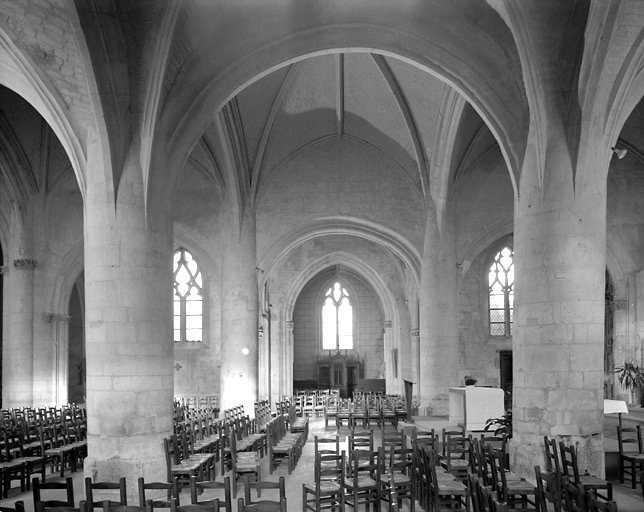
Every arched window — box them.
[174,248,203,343]
[322,282,353,350]
[489,246,514,336]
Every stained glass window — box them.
[489,246,514,336]
[174,248,203,342]
[322,282,353,350]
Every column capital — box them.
[286,320,295,331]
[411,328,420,337]
[13,258,37,270]
[383,320,392,329]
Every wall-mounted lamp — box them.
[241,347,250,356]
[611,147,627,159]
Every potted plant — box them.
[464,375,477,386]
[614,360,644,406]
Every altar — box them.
[448,386,505,431]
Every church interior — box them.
[2,0,644,509]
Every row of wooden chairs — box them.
[266,415,306,475]
[0,407,88,498]
[534,465,619,512]
[543,436,612,501]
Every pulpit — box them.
[448,386,505,431]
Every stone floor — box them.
[1,415,642,512]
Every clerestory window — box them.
[489,246,514,336]
[322,282,353,350]
[173,248,203,343]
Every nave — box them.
[1,415,642,512]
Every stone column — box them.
[3,255,37,408]
[418,203,457,415]
[285,320,295,397]
[83,150,174,487]
[46,313,71,407]
[512,146,607,479]
[220,205,259,416]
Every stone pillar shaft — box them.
[512,148,607,478]
[418,205,457,415]
[84,157,174,487]
[220,206,259,415]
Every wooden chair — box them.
[616,425,644,489]
[344,448,383,512]
[534,465,562,512]
[586,490,618,512]
[302,451,345,512]
[189,475,232,512]
[32,477,75,509]
[85,477,127,510]
[164,436,203,491]
[427,451,468,512]
[241,476,284,503]
[4,428,45,490]
[489,447,537,511]
[380,445,414,512]
[0,441,26,499]
[559,442,612,501]
[561,476,587,512]
[440,428,469,482]
[138,477,179,508]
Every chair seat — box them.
[345,476,378,489]
[303,481,342,493]
[435,479,467,493]
[380,474,410,485]
[505,479,537,494]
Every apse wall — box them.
[292,267,384,387]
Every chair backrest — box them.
[33,477,75,508]
[35,501,87,512]
[138,477,179,508]
[348,429,373,452]
[558,443,581,483]
[381,431,404,464]
[85,477,127,509]
[189,476,231,512]
[534,465,562,512]
[617,425,641,455]
[468,474,483,512]
[314,436,339,456]
[442,427,468,463]
[543,437,561,475]
[349,448,383,480]
[316,450,346,484]
[242,476,285,504]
